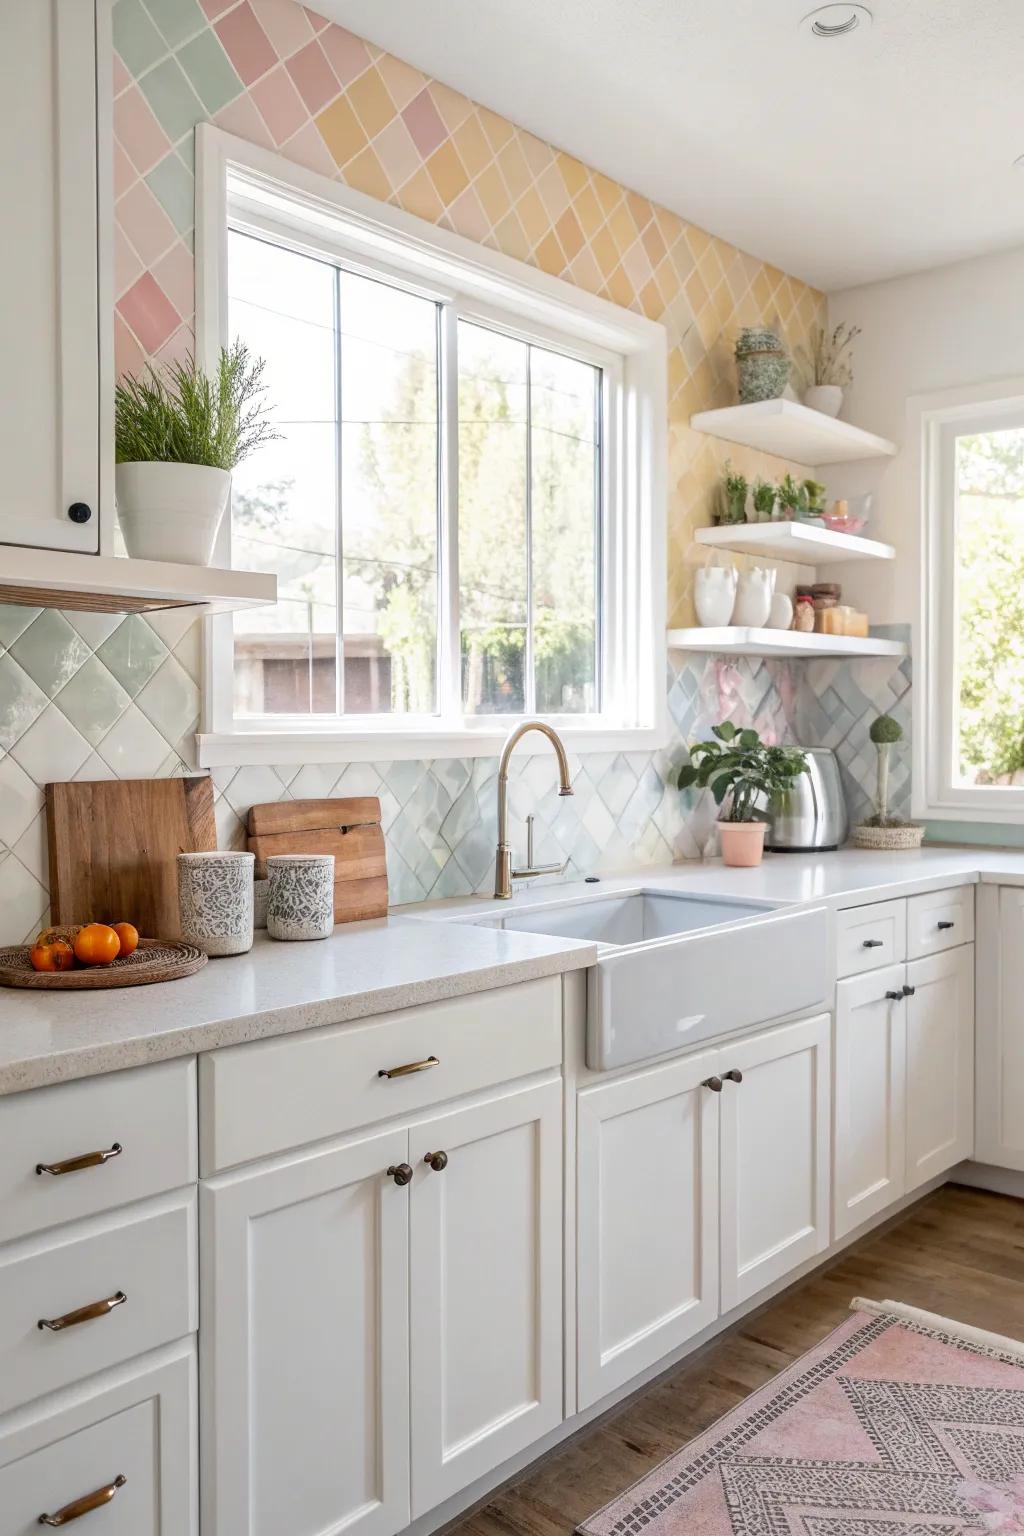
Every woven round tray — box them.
[851,823,925,851]
[0,929,208,990]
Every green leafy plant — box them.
[776,472,807,518]
[802,478,827,514]
[752,477,776,519]
[869,714,902,745]
[677,722,808,822]
[114,342,278,471]
[717,461,749,524]
[797,322,862,389]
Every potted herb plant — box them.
[751,477,776,522]
[776,473,806,521]
[114,342,277,566]
[717,462,749,525]
[678,723,808,867]
[797,321,862,418]
[852,714,924,849]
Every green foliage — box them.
[677,722,808,822]
[796,322,862,389]
[869,714,902,745]
[776,473,806,514]
[723,461,748,499]
[115,342,278,471]
[752,478,775,516]
[802,478,827,513]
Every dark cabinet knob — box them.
[67,502,92,524]
[862,938,883,948]
[423,1150,448,1172]
[902,984,916,997]
[723,1069,743,1084]
[702,1075,723,1093]
[937,920,955,931]
[885,990,903,1001]
[386,1163,413,1187]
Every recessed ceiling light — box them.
[802,4,873,37]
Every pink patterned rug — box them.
[578,1300,1024,1536]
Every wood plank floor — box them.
[448,1184,1024,1536]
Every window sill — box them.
[915,797,1024,827]
[196,723,670,767]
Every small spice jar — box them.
[177,851,255,957]
[266,854,335,941]
[794,595,815,633]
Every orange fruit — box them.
[112,922,139,958]
[73,923,121,967]
[29,931,75,973]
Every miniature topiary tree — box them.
[868,714,903,826]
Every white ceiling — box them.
[321,0,1024,292]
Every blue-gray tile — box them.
[176,27,242,114]
[9,611,90,699]
[138,55,206,144]
[113,0,166,77]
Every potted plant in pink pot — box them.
[678,723,808,867]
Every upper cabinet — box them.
[0,0,106,554]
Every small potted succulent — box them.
[751,477,776,522]
[797,321,862,418]
[716,462,749,525]
[114,342,277,566]
[678,723,808,867]
[852,714,924,849]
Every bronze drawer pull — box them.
[424,1150,448,1171]
[723,1069,743,1084]
[386,1163,414,1186]
[39,1474,126,1525]
[36,1143,122,1177]
[702,1075,723,1092]
[378,1056,439,1080]
[38,1291,126,1332]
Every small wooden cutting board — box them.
[247,797,389,924]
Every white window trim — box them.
[193,125,667,766]
[914,374,1024,823]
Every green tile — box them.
[176,134,195,175]
[143,0,206,49]
[146,153,195,235]
[53,658,131,748]
[177,28,242,115]
[113,0,166,77]
[97,616,168,699]
[9,611,90,700]
[0,606,41,651]
[138,55,206,144]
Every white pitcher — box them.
[694,561,737,626]
[733,566,776,628]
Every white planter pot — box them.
[803,384,843,418]
[733,566,776,628]
[694,564,737,626]
[116,461,231,565]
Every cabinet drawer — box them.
[200,976,562,1172]
[836,900,906,978]
[0,1340,196,1536]
[0,1059,197,1243]
[906,886,974,960]
[0,1192,196,1415]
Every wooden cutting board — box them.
[247,797,388,924]
[46,776,217,940]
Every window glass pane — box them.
[458,323,528,714]
[340,271,438,715]
[955,425,1024,785]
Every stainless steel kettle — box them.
[766,746,848,852]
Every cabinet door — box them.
[576,1051,719,1411]
[201,1128,410,1536]
[834,966,906,1239]
[905,945,974,1191]
[719,1013,830,1312]
[977,887,1024,1171]
[0,0,102,551]
[409,1080,562,1516]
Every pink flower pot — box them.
[719,821,767,868]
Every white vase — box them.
[694,563,737,626]
[803,384,843,418]
[733,566,776,628]
[116,461,231,565]
[767,592,794,630]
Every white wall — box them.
[824,243,1024,623]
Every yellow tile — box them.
[426,140,470,206]
[684,266,710,315]
[591,171,620,219]
[452,114,492,179]
[497,137,532,200]
[519,130,553,179]
[626,190,651,232]
[430,80,474,132]
[375,52,425,110]
[515,185,548,249]
[347,67,397,140]
[572,184,603,239]
[473,162,511,228]
[315,96,368,169]
[557,152,588,198]
[605,263,635,310]
[568,244,603,296]
[491,209,531,262]
[534,229,565,276]
[591,223,619,280]
[477,105,514,153]
[608,199,638,256]
[395,165,445,223]
[638,278,662,319]
[555,206,585,263]
[343,144,392,203]
[446,186,490,243]
[641,220,668,271]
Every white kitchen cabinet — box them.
[977,886,1024,1172]
[0,0,107,553]
[201,1126,411,1536]
[904,946,974,1190]
[833,966,906,1239]
[576,1050,719,1410]
[719,1013,831,1311]
[409,1080,563,1514]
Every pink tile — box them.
[152,240,195,320]
[116,178,177,267]
[279,117,337,177]
[114,225,143,300]
[214,90,274,147]
[215,1,277,86]
[113,140,137,201]
[200,0,239,18]
[285,38,337,114]
[251,63,307,144]
[117,272,181,355]
[115,311,147,380]
[402,88,447,159]
[113,52,132,97]
[114,86,172,177]
[373,116,421,190]
[319,24,371,87]
[304,6,331,32]
[155,323,196,369]
[249,0,313,60]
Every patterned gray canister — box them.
[266,854,335,941]
[734,326,790,403]
[177,851,255,957]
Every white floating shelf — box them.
[668,627,907,660]
[695,522,894,565]
[691,399,897,466]
[0,547,277,616]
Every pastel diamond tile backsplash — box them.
[0,0,913,943]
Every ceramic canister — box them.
[733,566,777,628]
[177,851,255,957]
[694,562,738,626]
[266,854,335,941]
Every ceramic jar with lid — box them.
[734,327,790,403]
[266,854,335,941]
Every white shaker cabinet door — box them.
[834,966,907,1239]
[977,887,1024,1172]
[201,1127,411,1536]
[719,1013,831,1312]
[904,945,974,1191]
[409,1079,563,1516]
[0,0,103,552]
[576,1050,720,1411]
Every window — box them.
[195,128,665,765]
[918,382,1024,820]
